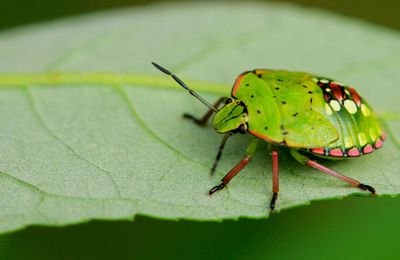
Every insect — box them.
[152,62,385,211]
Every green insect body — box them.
[214,69,385,158]
[152,62,384,211]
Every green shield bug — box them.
[152,62,385,211]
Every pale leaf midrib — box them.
[0,72,230,95]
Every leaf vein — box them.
[114,85,222,174]
[23,86,123,198]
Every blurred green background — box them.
[0,0,399,259]
[2,0,400,31]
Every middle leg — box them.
[270,149,279,211]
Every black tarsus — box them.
[270,192,278,210]
[209,183,225,195]
[358,183,376,194]
[183,113,201,123]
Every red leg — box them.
[184,97,226,126]
[209,156,251,194]
[209,138,258,195]
[270,150,279,210]
[290,149,376,194]
[306,160,375,194]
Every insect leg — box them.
[270,149,279,210]
[183,97,226,126]
[210,134,231,176]
[290,149,375,194]
[209,138,259,195]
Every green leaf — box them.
[0,2,399,234]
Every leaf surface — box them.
[0,2,399,233]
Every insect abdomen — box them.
[306,77,385,158]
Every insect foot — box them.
[358,183,376,195]
[183,113,204,125]
[209,183,225,195]
[269,192,278,212]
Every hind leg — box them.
[290,149,375,194]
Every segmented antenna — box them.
[151,62,217,112]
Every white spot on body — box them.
[358,133,367,146]
[361,104,371,116]
[325,88,331,92]
[320,79,329,84]
[344,89,350,96]
[344,100,358,114]
[330,100,341,111]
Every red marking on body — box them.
[324,94,330,102]
[349,87,361,106]
[374,138,383,149]
[330,84,344,102]
[232,74,245,97]
[311,148,325,155]
[347,147,360,157]
[248,129,276,143]
[318,83,324,87]
[363,144,374,154]
[329,148,344,157]
[381,132,386,141]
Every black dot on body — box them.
[309,98,313,103]
[275,87,280,90]
[251,94,254,98]
[258,75,262,78]
[264,126,268,130]
[308,91,313,94]
[277,78,283,82]
[293,112,299,117]
[246,83,250,86]
[257,110,261,114]
[302,85,308,88]
[281,101,287,104]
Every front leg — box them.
[184,97,226,126]
[209,137,259,194]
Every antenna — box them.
[151,62,217,112]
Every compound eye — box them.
[238,124,247,134]
[225,98,233,104]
